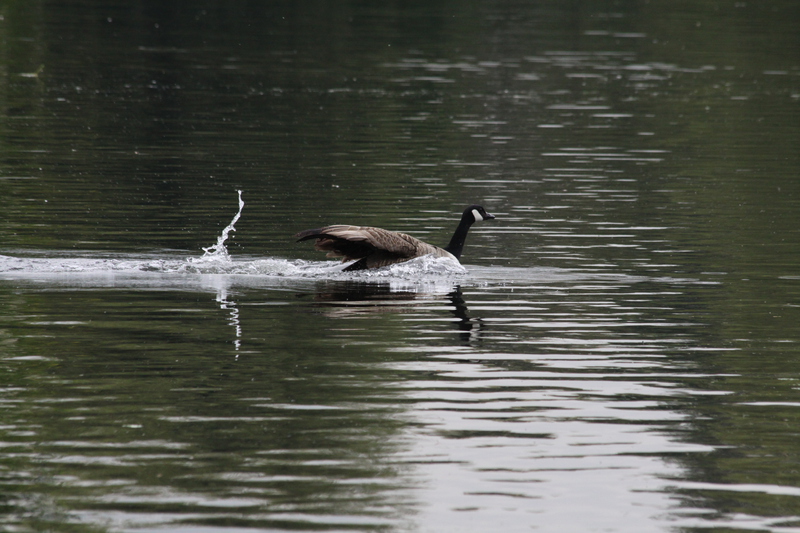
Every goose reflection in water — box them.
[302,282,484,345]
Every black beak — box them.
[485,212,496,220]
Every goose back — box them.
[294,225,454,271]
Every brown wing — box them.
[294,225,425,266]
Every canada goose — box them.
[295,205,496,271]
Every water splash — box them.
[193,190,244,263]
[0,188,471,290]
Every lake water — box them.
[1,1,800,532]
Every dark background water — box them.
[1,1,800,532]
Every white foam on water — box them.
[0,253,465,279]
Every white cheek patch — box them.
[472,209,483,222]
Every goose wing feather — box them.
[294,225,423,260]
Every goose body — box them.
[295,205,495,271]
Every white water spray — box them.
[0,188,469,289]
[197,190,244,261]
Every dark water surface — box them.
[2,1,800,532]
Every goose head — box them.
[442,204,496,259]
[463,205,496,224]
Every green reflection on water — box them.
[1,0,800,531]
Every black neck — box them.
[444,216,474,259]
